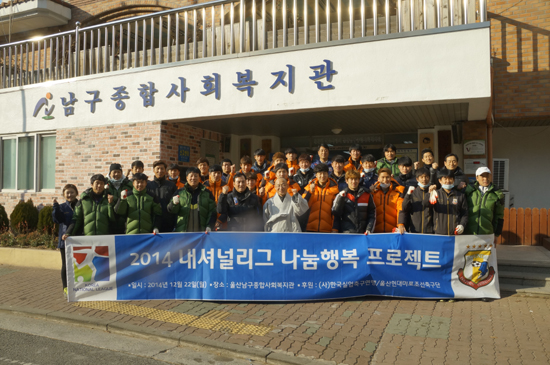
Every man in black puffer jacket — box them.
[217,172,263,231]
[293,154,315,193]
[398,167,434,234]
[332,170,376,234]
[146,160,177,232]
[394,156,418,189]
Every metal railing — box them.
[0,0,487,89]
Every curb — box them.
[0,247,61,270]
[0,304,335,365]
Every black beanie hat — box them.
[109,163,122,174]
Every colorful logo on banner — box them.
[457,248,495,290]
[73,246,112,283]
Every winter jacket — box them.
[311,159,333,174]
[168,184,216,232]
[360,170,378,191]
[168,176,185,189]
[203,178,228,204]
[265,178,301,199]
[376,158,400,177]
[423,163,439,186]
[67,189,115,236]
[433,188,468,235]
[330,172,348,191]
[450,166,468,188]
[52,200,77,248]
[217,188,263,231]
[286,160,299,173]
[303,178,339,232]
[263,193,309,232]
[394,171,418,190]
[398,186,434,234]
[106,178,134,234]
[114,188,162,234]
[344,156,361,172]
[464,183,505,235]
[293,169,315,191]
[332,187,376,233]
[252,161,270,175]
[371,181,405,233]
[147,176,177,232]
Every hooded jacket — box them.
[376,158,400,177]
[147,176,177,232]
[371,181,405,233]
[263,193,309,232]
[114,188,163,234]
[66,188,115,236]
[464,182,505,236]
[332,187,376,233]
[303,178,339,232]
[344,156,361,172]
[433,187,468,235]
[217,188,263,231]
[168,183,216,232]
[398,186,434,234]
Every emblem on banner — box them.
[73,246,112,283]
[457,249,495,290]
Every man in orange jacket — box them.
[344,144,362,172]
[203,165,228,204]
[303,164,339,232]
[285,147,299,176]
[370,167,405,232]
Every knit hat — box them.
[109,163,122,174]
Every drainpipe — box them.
[487,58,494,172]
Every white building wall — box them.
[493,126,550,208]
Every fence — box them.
[0,0,487,89]
[497,208,550,246]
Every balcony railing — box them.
[0,0,487,90]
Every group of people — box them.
[52,143,505,295]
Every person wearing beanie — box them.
[431,168,468,236]
[146,160,177,232]
[167,163,185,189]
[376,144,400,177]
[464,167,505,236]
[344,144,362,172]
[303,163,339,232]
[105,163,133,234]
[168,167,217,232]
[63,174,115,238]
[252,149,270,175]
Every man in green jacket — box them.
[63,174,115,238]
[114,173,162,234]
[376,144,400,176]
[464,167,505,236]
[168,167,217,232]
[106,163,134,234]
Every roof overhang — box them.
[0,0,71,35]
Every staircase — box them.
[497,245,550,298]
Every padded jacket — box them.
[265,178,301,199]
[376,158,400,177]
[146,177,177,232]
[293,169,315,191]
[464,183,505,235]
[398,186,434,234]
[114,188,162,234]
[330,172,348,191]
[168,184,217,232]
[394,171,418,190]
[203,178,228,204]
[344,156,361,172]
[52,200,76,248]
[67,189,115,236]
[217,188,263,231]
[433,188,468,235]
[106,178,134,234]
[332,187,376,233]
[360,170,378,191]
[371,181,405,233]
[303,178,339,232]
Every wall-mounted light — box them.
[331,128,342,135]
[403,141,413,144]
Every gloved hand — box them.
[429,190,438,205]
[153,228,159,235]
[205,227,212,233]
[339,191,346,197]
[455,225,464,235]
[407,186,415,195]
[392,227,399,233]
[121,189,128,200]
[364,230,371,235]
[172,196,179,205]
[360,172,365,178]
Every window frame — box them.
[0,131,56,193]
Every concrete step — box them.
[500,283,550,298]
[498,270,550,288]
[497,263,550,274]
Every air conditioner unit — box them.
[493,158,509,191]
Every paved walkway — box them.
[0,264,549,365]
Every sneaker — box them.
[63,287,68,299]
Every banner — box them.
[65,233,500,302]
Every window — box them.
[0,133,55,191]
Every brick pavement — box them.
[1,264,549,365]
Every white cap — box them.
[476,167,491,176]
